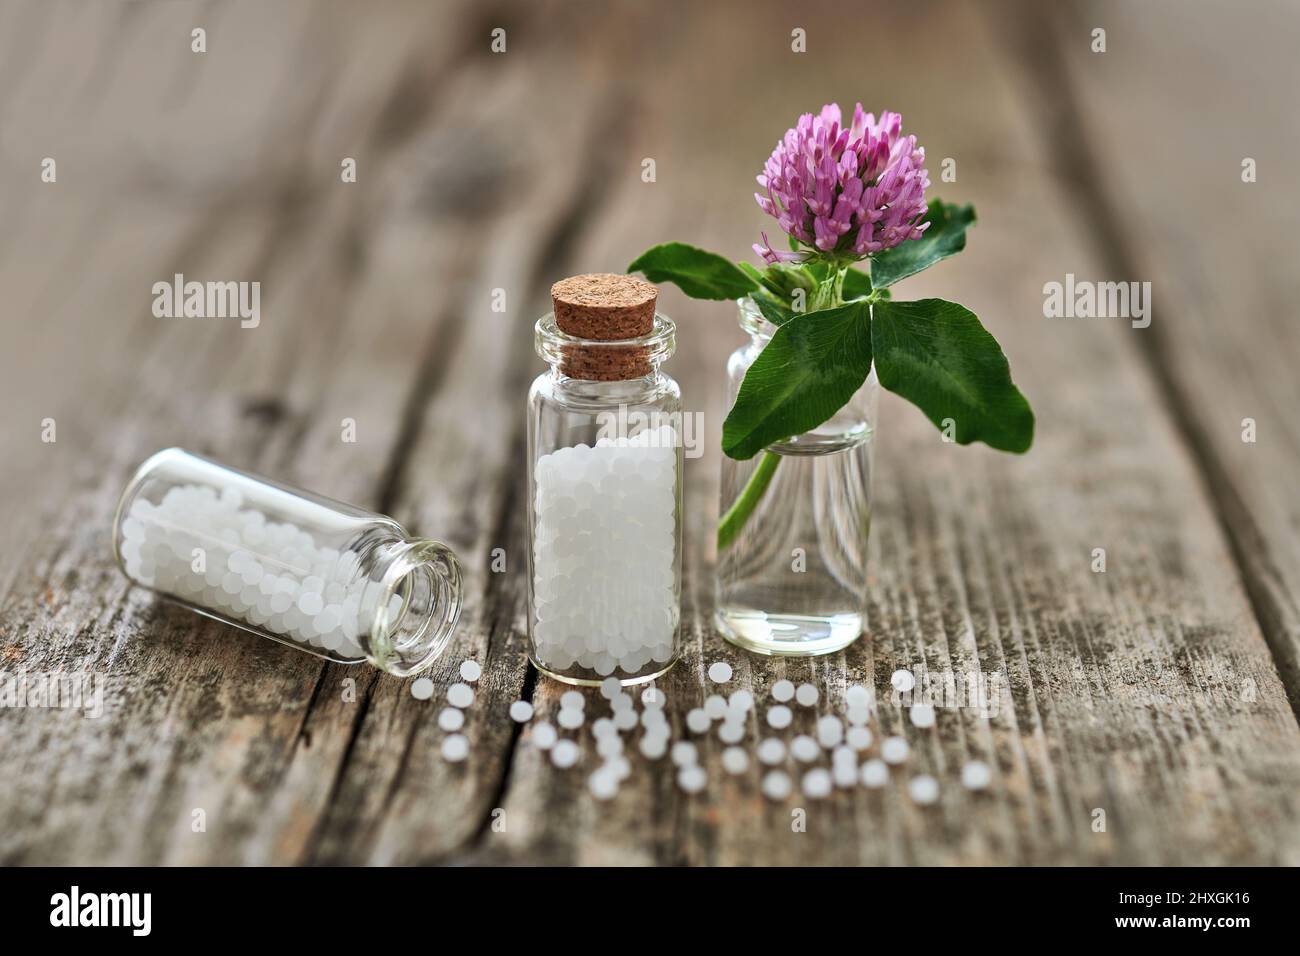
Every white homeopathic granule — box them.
[677,765,707,793]
[816,715,844,748]
[441,734,469,762]
[766,705,793,729]
[459,659,482,682]
[531,722,558,750]
[686,708,710,734]
[728,689,754,712]
[639,734,668,760]
[722,747,749,774]
[509,700,534,723]
[588,768,619,800]
[962,760,992,790]
[790,735,819,763]
[801,768,832,799]
[846,726,873,751]
[861,759,889,788]
[881,736,910,765]
[909,775,940,805]
[845,684,872,708]
[757,738,786,765]
[909,703,936,728]
[670,741,698,767]
[761,770,793,800]
[447,683,474,709]
[550,739,580,768]
[717,720,744,744]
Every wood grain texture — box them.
[1039,0,1300,712]
[0,0,1298,866]
[0,0,497,864]
[471,0,1300,866]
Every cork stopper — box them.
[550,273,658,380]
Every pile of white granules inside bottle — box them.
[531,424,678,677]
[119,483,401,658]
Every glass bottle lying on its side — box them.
[113,448,463,676]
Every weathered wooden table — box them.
[2,0,1298,865]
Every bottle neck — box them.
[545,367,671,407]
[536,311,675,386]
[738,297,777,348]
[357,536,463,677]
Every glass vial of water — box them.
[527,274,683,686]
[113,448,463,676]
[715,297,877,656]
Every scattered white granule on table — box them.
[790,735,819,763]
[761,770,793,800]
[909,703,936,728]
[816,715,844,748]
[441,734,469,762]
[801,768,832,799]
[550,739,580,768]
[677,765,707,793]
[671,741,698,767]
[861,759,889,787]
[509,700,534,722]
[756,738,786,765]
[686,708,711,734]
[531,722,557,750]
[891,669,916,693]
[846,726,873,751]
[961,760,992,790]
[881,736,910,765]
[722,747,749,775]
[447,683,474,709]
[766,705,792,729]
[909,774,940,805]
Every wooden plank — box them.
[475,0,1300,865]
[0,0,490,864]
[1,0,1298,867]
[1038,0,1300,710]
[303,11,643,864]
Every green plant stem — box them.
[716,451,781,551]
[716,266,852,551]
[809,264,848,311]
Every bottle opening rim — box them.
[362,538,463,677]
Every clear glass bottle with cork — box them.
[527,274,683,686]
